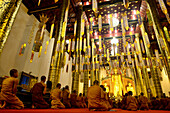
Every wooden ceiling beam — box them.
[83,0,141,11]
[28,3,61,14]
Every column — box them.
[0,0,22,53]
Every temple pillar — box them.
[0,0,22,54]
[72,5,83,92]
[146,0,170,81]
[48,0,69,89]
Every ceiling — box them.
[22,0,170,55]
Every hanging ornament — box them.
[68,39,71,52]
[81,19,85,36]
[136,10,142,26]
[84,38,86,52]
[71,39,75,52]
[19,43,26,56]
[140,40,145,53]
[74,20,77,37]
[90,17,93,34]
[123,0,129,9]
[61,22,66,38]
[92,0,98,17]
[30,51,34,63]
[163,26,170,42]
[144,32,150,48]
[110,14,113,31]
[158,0,170,23]
[98,15,102,32]
[123,13,129,30]
[38,0,41,6]
[38,46,42,58]
[44,41,49,54]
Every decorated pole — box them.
[140,23,163,98]
[0,0,22,54]
[146,0,170,81]
[72,5,83,92]
[48,0,68,89]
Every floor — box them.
[0,109,169,113]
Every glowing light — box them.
[133,10,137,15]
[86,2,89,5]
[97,42,99,45]
[66,40,69,44]
[111,37,118,44]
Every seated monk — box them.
[0,69,24,109]
[62,85,71,108]
[102,87,112,109]
[87,80,109,111]
[70,90,78,108]
[82,93,87,108]
[165,97,170,110]
[30,76,49,109]
[138,93,149,110]
[51,83,65,109]
[76,93,84,108]
[126,91,138,111]
[121,93,128,109]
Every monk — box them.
[121,93,128,109]
[62,85,71,108]
[87,80,109,111]
[138,93,149,110]
[0,69,24,109]
[51,83,65,109]
[82,93,87,108]
[159,94,168,110]
[76,93,84,108]
[70,90,78,108]
[126,91,138,111]
[165,97,170,110]
[30,76,49,109]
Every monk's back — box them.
[63,90,70,100]
[1,77,17,94]
[88,85,102,100]
[31,83,44,96]
[139,96,148,104]
[51,88,61,100]
[71,93,77,101]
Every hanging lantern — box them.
[110,14,113,31]
[137,10,142,26]
[30,51,34,63]
[98,15,102,32]
[44,41,49,54]
[123,0,129,9]
[140,40,145,53]
[163,26,170,42]
[158,0,170,23]
[144,32,150,48]
[123,13,129,30]
[90,17,93,34]
[72,39,75,52]
[84,38,86,52]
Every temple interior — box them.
[0,0,170,110]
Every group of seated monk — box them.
[119,92,170,111]
[0,69,170,111]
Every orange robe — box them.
[103,91,112,109]
[138,95,149,110]
[126,95,138,111]
[70,93,77,108]
[31,82,49,108]
[159,98,168,110]
[0,77,24,109]
[82,96,87,108]
[121,96,127,109]
[76,96,84,108]
[87,85,108,110]
[51,88,65,109]
[62,89,71,108]
[165,98,170,110]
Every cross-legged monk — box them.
[30,76,49,109]
[87,80,109,111]
[76,93,84,108]
[62,85,71,108]
[82,93,87,108]
[70,90,78,108]
[51,83,65,109]
[138,92,149,110]
[0,69,24,109]
[126,91,138,111]
[121,93,128,109]
[103,88,112,109]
